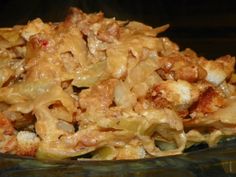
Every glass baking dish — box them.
[0,138,236,177]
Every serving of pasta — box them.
[0,8,235,160]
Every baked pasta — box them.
[0,8,235,160]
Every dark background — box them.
[0,0,236,59]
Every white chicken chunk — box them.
[16,131,40,156]
[200,55,235,86]
[153,80,200,108]
[204,62,227,85]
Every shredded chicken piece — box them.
[79,79,117,111]
[157,51,207,82]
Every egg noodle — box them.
[0,8,235,160]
